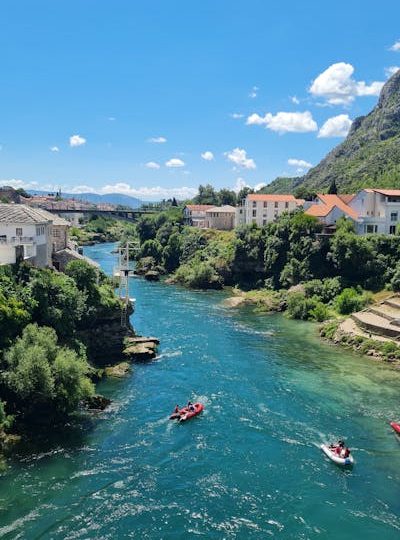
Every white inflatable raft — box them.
[321,444,354,466]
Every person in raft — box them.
[187,401,195,412]
[330,440,350,458]
[174,405,179,414]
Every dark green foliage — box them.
[193,184,219,205]
[237,186,254,202]
[328,178,338,194]
[232,224,266,288]
[174,261,223,289]
[218,188,237,206]
[0,401,13,432]
[65,260,100,308]
[163,233,182,272]
[335,288,370,315]
[140,239,163,264]
[2,324,94,418]
[28,269,86,339]
[286,292,329,322]
[303,278,342,303]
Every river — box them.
[1,242,400,539]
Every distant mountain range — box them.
[27,190,143,209]
[263,69,400,195]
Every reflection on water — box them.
[0,242,400,539]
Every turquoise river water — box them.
[1,242,400,539]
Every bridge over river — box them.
[44,206,158,222]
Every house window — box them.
[252,201,257,208]
[285,202,289,209]
[263,201,267,208]
[365,224,378,234]
[262,219,267,225]
[252,209,257,217]
[274,202,278,208]
[239,209,243,214]
[16,227,22,237]
[390,225,396,234]
[391,212,398,222]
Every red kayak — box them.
[169,403,204,422]
[390,422,400,435]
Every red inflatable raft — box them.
[390,421,400,435]
[170,403,204,422]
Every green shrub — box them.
[335,287,370,315]
[309,301,330,322]
[2,324,94,417]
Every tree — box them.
[163,233,182,272]
[28,269,86,339]
[328,178,338,194]
[218,189,237,206]
[171,197,178,206]
[2,324,94,417]
[237,186,254,203]
[140,239,163,264]
[0,289,30,350]
[193,184,219,205]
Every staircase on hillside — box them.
[350,294,400,340]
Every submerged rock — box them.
[144,270,160,281]
[85,394,111,410]
[104,362,131,378]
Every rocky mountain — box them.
[264,69,400,195]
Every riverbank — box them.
[2,241,400,538]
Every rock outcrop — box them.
[123,336,159,361]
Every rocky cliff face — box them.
[265,69,400,194]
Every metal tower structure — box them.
[115,242,136,327]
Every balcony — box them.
[0,236,35,246]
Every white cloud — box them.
[233,177,265,193]
[145,161,160,169]
[290,96,300,105]
[69,134,86,147]
[234,177,248,193]
[230,112,244,119]
[0,179,39,190]
[390,41,400,52]
[247,111,317,133]
[148,136,167,143]
[288,158,312,169]
[249,86,259,98]
[318,114,352,138]
[165,158,185,168]
[309,62,384,105]
[50,146,59,152]
[201,151,214,161]
[385,66,400,77]
[254,182,266,191]
[225,147,256,169]
[108,116,116,121]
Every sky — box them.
[1,0,400,200]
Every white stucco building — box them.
[183,205,215,227]
[0,204,53,267]
[350,189,400,234]
[305,189,400,235]
[204,205,236,230]
[236,194,304,227]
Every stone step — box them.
[351,311,400,338]
[384,297,400,310]
[369,305,400,322]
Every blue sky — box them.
[1,0,400,200]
